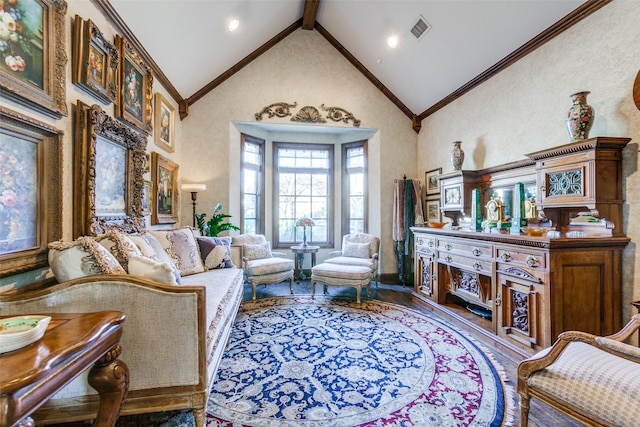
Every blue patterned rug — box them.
[61,297,514,426]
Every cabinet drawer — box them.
[415,235,437,253]
[439,253,492,275]
[495,247,547,269]
[438,239,492,260]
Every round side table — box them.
[291,245,320,282]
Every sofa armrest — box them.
[0,274,207,396]
[328,250,342,257]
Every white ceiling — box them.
[109,0,585,115]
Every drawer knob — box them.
[472,247,481,256]
[500,252,511,262]
[526,255,538,267]
[495,294,502,306]
[445,256,453,263]
[417,238,423,245]
[428,241,434,247]
[445,244,453,251]
[473,262,482,271]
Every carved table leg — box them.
[88,343,129,427]
[193,407,205,427]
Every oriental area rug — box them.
[64,297,514,427]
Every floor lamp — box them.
[181,184,207,227]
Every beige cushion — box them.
[48,237,125,282]
[324,256,374,269]
[127,254,179,285]
[243,241,272,261]
[95,230,141,272]
[246,257,293,276]
[129,232,182,284]
[342,241,371,258]
[232,234,267,246]
[312,263,371,280]
[150,228,205,276]
[528,341,640,427]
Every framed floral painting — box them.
[151,152,178,225]
[0,107,62,278]
[426,198,441,222]
[74,101,147,237]
[0,0,67,119]
[72,15,118,104]
[115,35,153,134]
[154,93,174,152]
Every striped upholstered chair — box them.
[517,314,640,427]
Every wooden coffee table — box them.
[0,311,129,427]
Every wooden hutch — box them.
[411,137,631,357]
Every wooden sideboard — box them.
[411,227,628,355]
[413,136,631,356]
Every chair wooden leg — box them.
[311,279,316,299]
[251,283,257,300]
[520,395,530,427]
[289,277,294,295]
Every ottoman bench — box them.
[311,263,372,303]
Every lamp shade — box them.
[295,217,315,227]
[181,183,207,192]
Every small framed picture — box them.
[426,198,441,222]
[151,152,179,224]
[72,15,118,104]
[154,93,175,152]
[425,168,442,195]
[115,35,153,134]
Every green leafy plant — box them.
[195,203,240,237]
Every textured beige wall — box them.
[182,29,418,275]
[418,0,640,323]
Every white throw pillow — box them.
[243,241,272,261]
[127,254,179,285]
[343,241,371,258]
[150,228,205,276]
[129,232,182,284]
[48,237,125,282]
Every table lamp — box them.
[295,217,316,247]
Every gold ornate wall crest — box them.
[255,102,298,120]
[255,102,362,127]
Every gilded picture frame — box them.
[151,152,178,224]
[154,93,175,152]
[0,107,62,278]
[115,35,153,134]
[72,15,118,104]
[74,101,147,237]
[425,167,442,195]
[0,0,68,119]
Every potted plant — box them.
[195,203,240,237]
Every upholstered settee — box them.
[517,314,640,427]
[0,228,245,427]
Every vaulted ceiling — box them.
[97,0,608,126]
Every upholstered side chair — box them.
[231,234,294,300]
[324,233,380,287]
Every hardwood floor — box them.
[250,279,583,427]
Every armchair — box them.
[517,314,640,427]
[325,233,380,287]
[231,234,294,300]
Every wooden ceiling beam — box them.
[302,0,320,30]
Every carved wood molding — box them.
[498,267,541,283]
[256,102,362,127]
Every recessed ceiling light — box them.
[386,36,398,49]
[228,19,239,32]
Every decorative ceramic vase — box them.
[566,91,594,141]
[451,141,464,171]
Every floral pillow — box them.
[243,241,272,261]
[48,237,125,282]
[343,241,371,258]
[150,228,205,276]
[197,236,234,269]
